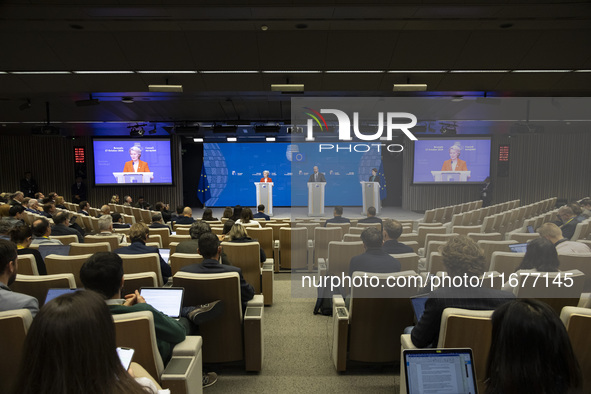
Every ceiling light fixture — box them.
[266,137,276,142]
[193,138,204,142]
[393,84,427,91]
[121,97,134,104]
[11,71,71,75]
[271,84,304,92]
[137,70,197,74]
[73,71,134,74]
[200,70,259,74]
[148,84,183,92]
[227,137,237,142]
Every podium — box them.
[307,182,326,217]
[360,181,381,215]
[112,172,153,184]
[431,171,471,182]
[254,182,274,216]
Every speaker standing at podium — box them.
[368,168,381,184]
[308,166,326,182]
[260,170,272,183]
[123,146,153,180]
[440,143,468,172]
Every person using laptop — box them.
[485,299,582,393]
[0,239,39,317]
[537,222,591,254]
[409,236,514,348]
[80,252,220,388]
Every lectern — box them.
[431,171,471,182]
[307,182,326,217]
[112,172,153,184]
[254,182,274,216]
[360,181,381,215]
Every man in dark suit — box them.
[480,177,493,207]
[349,227,400,277]
[253,204,270,221]
[308,165,326,182]
[111,212,131,229]
[149,213,172,234]
[71,176,87,204]
[20,172,38,198]
[174,207,195,225]
[50,212,84,243]
[325,206,350,227]
[557,205,578,240]
[79,201,90,216]
[113,223,172,283]
[382,219,413,255]
[368,168,381,184]
[180,232,255,312]
[410,236,514,348]
[358,206,382,230]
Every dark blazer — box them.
[71,182,87,203]
[176,239,232,266]
[325,216,350,227]
[358,216,383,230]
[308,172,327,182]
[113,222,131,229]
[114,241,172,283]
[560,218,578,240]
[411,286,515,348]
[174,216,195,225]
[180,258,255,311]
[149,222,172,234]
[368,175,381,184]
[253,212,270,221]
[50,223,84,243]
[348,248,401,277]
[382,239,414,255]
[17,248,47,275]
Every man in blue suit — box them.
[253,204,270,221]
[113,222,172,283]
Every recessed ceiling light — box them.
[148,85,183,92]
[73,71,134,74]
[11,71,71,75]
[262,70,322,73]
[511,70,572,73]
[193,138,204,142]
[200,70,259,74]
[393,84,427,91]
[388,70,446,73]
[136,70,197,74]
[271,84,304,92]
[326,70,384,73]
[121,97,134,104]
[449,70,509,73]
[266,137,276,142]
[227,137,237,142]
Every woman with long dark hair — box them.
[235,207,261,228]
[13,290,160,394]
[516,237,560,272]
[485,299,582,394]
[201,208,218,221]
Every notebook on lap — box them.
[403,348,478,394]
[139,287,184,318]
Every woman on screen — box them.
[123,146,151,173]
[441,143,468,171]
[260,170,272,183]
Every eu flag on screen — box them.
[197,166,211,205]
[378,162,387,200]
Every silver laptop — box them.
[139,287,184,318]
[403,348,478,394]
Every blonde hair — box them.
[537,222,562,239]
[225,223,249,241]
[129,222,149,242]
[440,236,485,277]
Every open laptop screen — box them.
[44,288,78,305]
[508,243,528,253]
[139,287,184,318]
[404,348,478,394]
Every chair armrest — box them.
[172,335,201,357]
[317,257,327,277]
[262,263,274,306]
[333,294,345,308]
[400,333,416,350]
[273,241,280,272]
[578,292,591,308]
[161,356,202,394]
[244,306,263,372]
[307,240,314,271]
[332,305,349,372]
[247,294,265,308]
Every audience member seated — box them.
[568,202,586,223]
[149,213,171,234]
[113,223,171,283]
[0,219,12,241]
[51,211,84,243]
[224,223,266,263]
[230,205,242,221]
[109,194,120,204]
[222,206,233,219]
[538,223,591,254]
[349,227,400,277]
[0,239,39,316]
[3,205,25,228]
[409,236,514,348]
[580,197,591,218]
[34,192,45,201]
[13,289,177,394]
[79,200,91,216]
[81,253,222,369]
[134,196,151,210]
[556,205,578,240]
[325,206,350,226]
[41,202,56,218]
[485,299,582,394]
[222,220,235,237]
[54,195,67,209]
[253,204,270,221]
[10,225,47,275]
[111,212,130,229]
[123,195,133,206]
[9,191,24,206]
[31,218,63,245]
[181,233,254,312]
[201,208,218,222]
[358,206,382,230]
[176,221,210,254]
[97,215,126,244]
[26,199,43,215]
[382,219,413,254]
[99,204,111,217]
[174,207,195,225]
[502,238,560,293]
[235,207,261,228]
[154,202,172,223]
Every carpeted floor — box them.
[206,273,401,394]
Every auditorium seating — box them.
[85,234,120,251]
[10,273,76,304]
[49,234,79,245]
[121,272,158,295]
[15,254,38,275]
[45,254,93,287]
[113,311,203,393]
[173,271,264,371]
[560,306,591,392]
[69,241,111,255]
[489,251,524,278]
[278,227,309,271]
[169,253,203,276]
[118,253,165,286]
[557,253,591,291]
[149,227,171,248]
[0,309,33,394]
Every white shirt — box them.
[556,240,591,254]
[235,219,262,228]
[133,161,139,172]
[451,161,457,171]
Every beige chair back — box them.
[489,251,524,277]
[279,227,308,270]
[176,227,191,236]
[11,273,76,304]
[508,232,540,243]
[398,233,419,244]
[557,253,591,291]
[122,272,158,295]
[118,253,164,287]
[221,242,262,293]
[477,240,518,265]
[560,307,591,392]
[265,223,287,242]
[45,254,93,287]
[295,222,320,240]
[326,222,351,235]
[0,309,33,394]
[247,227,273,260]
[49,234,79,245]
[148,227,171,248]
[169,234,191,244]
[417,226,447,248]
[348,227,364,235]
[16,254,38,275]
[146,234,163,249]
[85,235,120,251]
[140,209,152,224]
[69,241,111,255]
[343,233,361,242]
[169,253,203,276]
[515,269,585,314]
[314,227,343,264]
[466,232,503,242]
[169,242,179,255]
[326,241,365,278]
[390,253,420,272]
[427,252,446,274]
